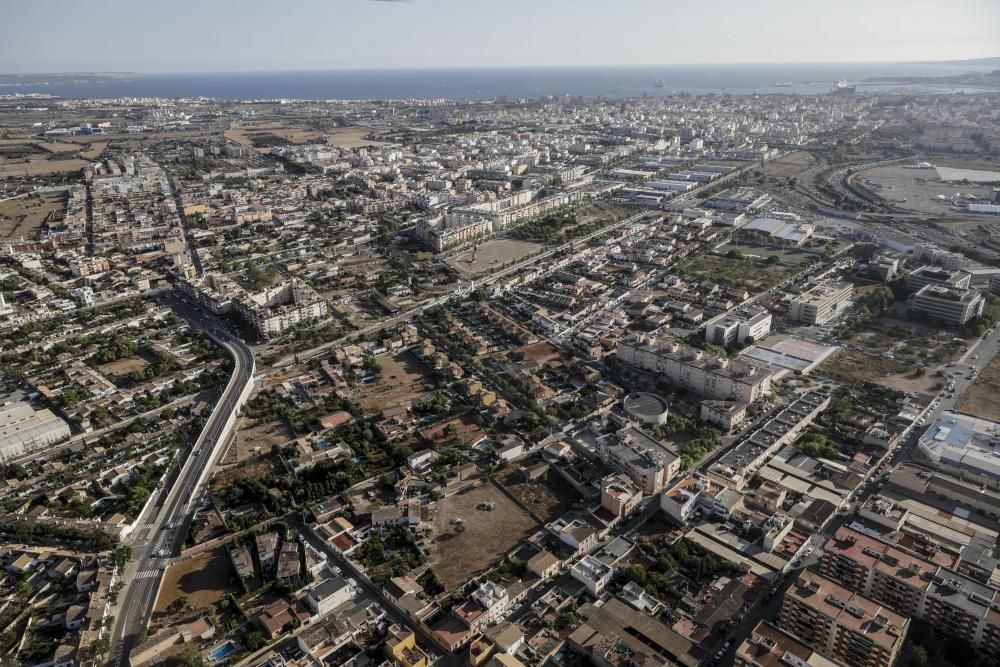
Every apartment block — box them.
[616,334,773,404]
[736,621,848,667]
[818,526,1000,656]
[779,572,907,667]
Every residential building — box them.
[570,555,614,596]
[778,572,908,667]
[617,334,773,404]
[385,624,428,667]
[735,621,845,667]
[592,425,680,493]
[306,576,353,616]
[599,474,642,520]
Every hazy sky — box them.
[3,0,999,73]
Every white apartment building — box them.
[616,334,773,404]
[570,555,614,596]
[788,281,854,325]
[413,213,493,252]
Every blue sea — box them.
[2,63,996,100]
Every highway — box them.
[108,295,255,667]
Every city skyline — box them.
[3,0,999,74]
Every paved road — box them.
[291,517,461,667]
[108,296,255,667]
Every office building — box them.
[910,285,984,326]
[906,266,972,292]
[704,307,773,348]
[788,282,854,325]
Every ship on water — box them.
[653,79,665,88]
[836,78,850,88]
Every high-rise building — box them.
[778,572,908,667]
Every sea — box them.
[2,62,996,100]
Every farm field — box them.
[425,480,539,591]
[0,191,66,238]
[0,158,90,177]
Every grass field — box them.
[714,243,817,266]
[426,480,539,590]
[156,547,240,616]
[324,128,386,148]
[356,351,434,414]
[448,239,543,277]
[0,192,66,238]
[956,354,1000,421]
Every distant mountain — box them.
[908,56,1000,67]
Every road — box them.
[291,517,461,667]
[108,295,255,667]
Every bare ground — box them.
[956,354,1000,421]
[425,480,539,590]
[155,547,240,616]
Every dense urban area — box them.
[1,81,1000,667]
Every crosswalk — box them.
[134,568,161,581]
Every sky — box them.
[3,0,999,73]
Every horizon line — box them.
[2,55,998,77]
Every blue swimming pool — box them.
[209,641,237,661]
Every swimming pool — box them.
[209,641,237,661]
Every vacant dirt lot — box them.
[210,458,279,492]
[426,480,539,590]
[156,547,240,616]
[449,239,543,277]
[97,356,149,377]
[820,348,941,395]
[956,354,1000,421]
[499,465,578,522]
[516,342,562,364]
[226,417,294,464]
[765,151,817,178]
[0,192,66,238]
[324,128,386,148]
[356,351,434,414]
